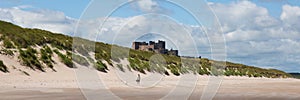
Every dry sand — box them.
[1,55,300,100]
[1,76,300,100]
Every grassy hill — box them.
[289,73,300,79]
[0,20,292,78]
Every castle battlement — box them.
[132,40,178,56]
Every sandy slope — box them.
[1,55,300,100]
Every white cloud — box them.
[208,1,300,72]
[136,0,158,12]
[128,0,170,13]
[210,1,300,41]
[281,5,300,31]
[254,15,279,27]
[280,5,300,23]
[210,1,270,32]
[0,6,76,34]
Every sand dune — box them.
[1,55,300,100]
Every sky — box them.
[0,0,300,73]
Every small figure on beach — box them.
[136,74,140,84]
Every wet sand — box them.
[1,77,300,100]
[0,88,85,100]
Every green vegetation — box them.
[72,53,89,66]
[289,73,300,79]
[54,49,89,67]
[169,64,180,76]
[2,38,15,48]
[0,20,293,78]
[40,46,54,69]
[0,20,72,49]
[197,58,211,75]
[18,47,44,71]
[223,61,292,78]
[53,49,73,68]
[0,60,8,72]
[94,61,107,72]
[128,57,147,74]
[0,49,14,56]
[95,42,112,65]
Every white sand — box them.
[1,54,300,100]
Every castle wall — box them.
[168,49,178,56]
[132,40,178,56]
[139,45,150,51]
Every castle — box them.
[132,40,178,56]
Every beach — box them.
[1,54,300,100]
[1,65,300,100]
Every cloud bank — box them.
[0,6,76,35]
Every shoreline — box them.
[1,72,300,100]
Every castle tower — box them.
[132,42,140,49]
[156,40,165,50]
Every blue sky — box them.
[0,0,300,18]
[0,0,298,24]
[0,0,90,18]
[0,0,300,72]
